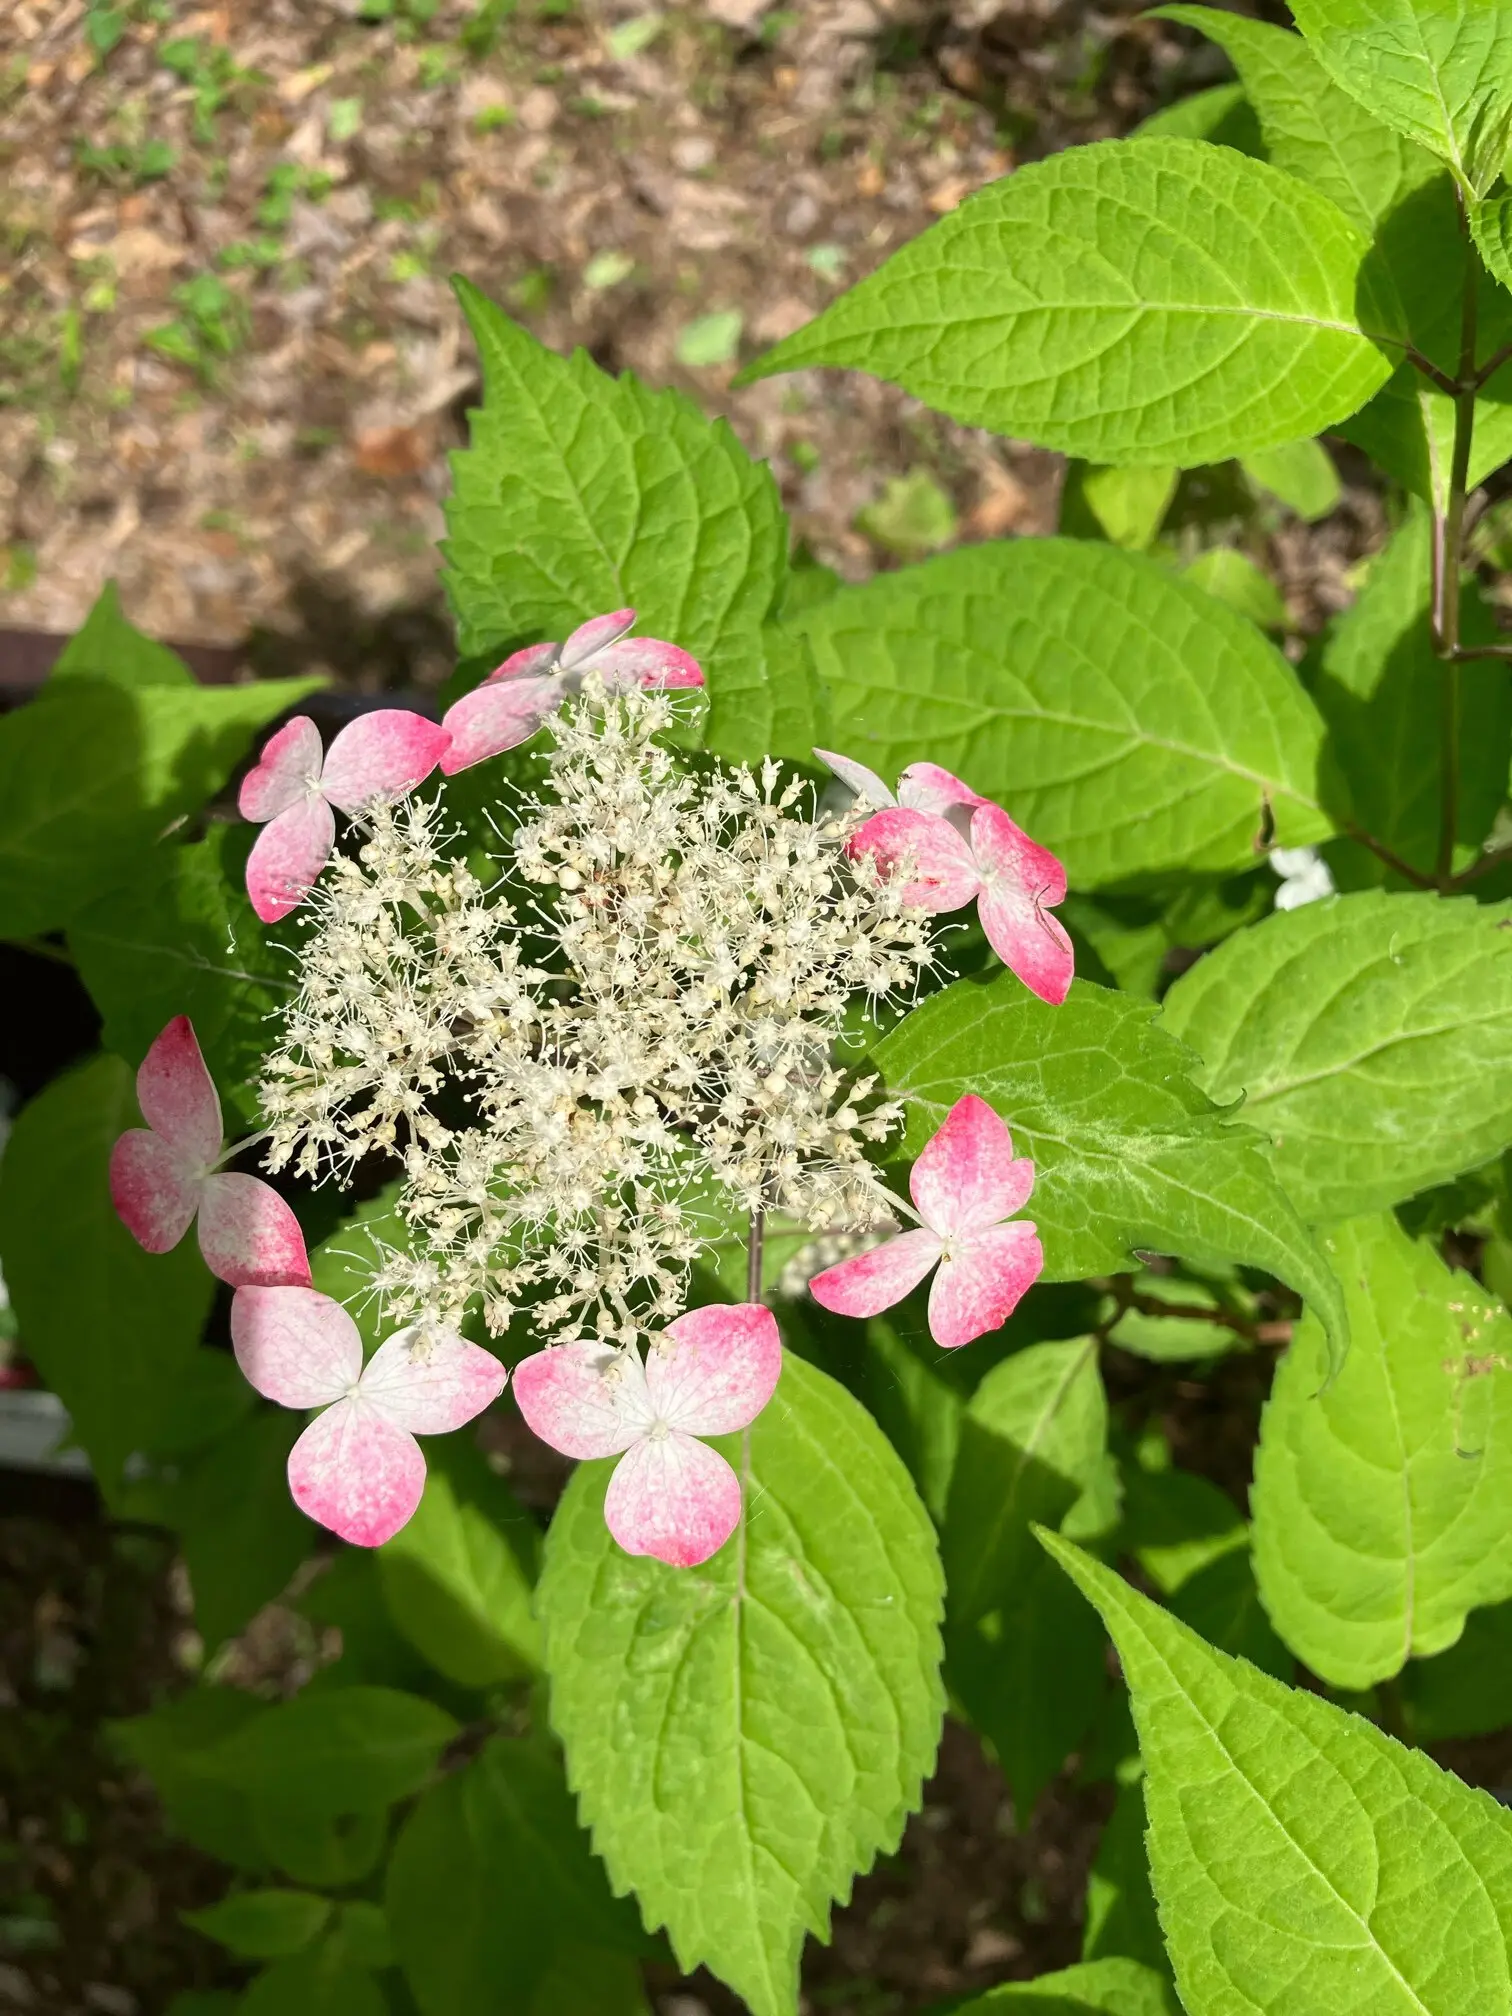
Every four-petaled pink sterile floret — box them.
[511,1303,782,1567]
[808,1094,1044,1349]
[439,606,704,775]
[231,1285,507,1547]
[817,748,1074,1008]
[110,1016,311,1290]
[239,710,449,923]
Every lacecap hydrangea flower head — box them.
[110,610,1072,1567]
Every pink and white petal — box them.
[646,1303,782,1437]
[439,674,565,774]
[287,1399,426,1548]
[488,639,560,683]
[135,1015,223,1171]
[319,709,448,813]
[357,1325,507,1434]
[897,762,988,818]
[928,1221,1045,1348]
[604,1431,742,1568]
[591,637,705,690]
[814,748,896,809]
[847,808,982,913]
[245,795,337,923]
[109,1130,201,1253]
[197,1173,311,1289]
[559,607,636,670]
[238,716,323,823]
[231,1285,362,1407]
[511,1341,651,1458]
[809,1226,943,1319]
[970,802,1068,909]
[976,882,1076,1007]
[908,1094,1034,1240]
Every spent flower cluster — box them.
[111,608,1070,1565]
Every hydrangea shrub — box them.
[6,7,1512,2010]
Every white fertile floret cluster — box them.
[259,680,939,1349]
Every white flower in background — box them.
[1270,846,1335,911]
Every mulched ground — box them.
[1,0,1229,673]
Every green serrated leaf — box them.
[1183,547,1288,630]
[1082,1777,1168,1976]
[51,580,193,686]
[1133,82,1263,154]
[138,1407,312,1651]
[1159,889,1512,1221]
[786,539,1333,888]
[1043,1529,1512,2016]
[1338,171,1512,507]
[1472,192,1512,298]
[70,825,297,1130]
[202,1686,459,1816]
[0,1054,214,1495]
[1064,464,1178,551]
[386,1735,650,2013]
[537,1352,944,2016]
[1401,1598,1512,1739]
[875,975,1347,1368]
[1241,438,1343,521]
[1121,1457,1246,1598]
[111,1687,269,1871]
[1156,6,1439,234]
[183,1888,331,1960]
[1312,505,1511,878]
[0,672,321,939]
[955,1957,1179,2013]
[443,279,803,757]
[741,139,1399,466]
[237,1942,387,2016]
[1252,1213,1512,1689]
[942,1341,1111,1818]
[378,1435,541,1687]
[1287,0,1512,195]
[1107,1274,1236,1362]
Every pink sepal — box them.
[239,716,322,823]
[561,607,637,668]
[288,1402,428,1549]
[358,1325,508,1433]
[809,1228,942,1319]
[198,1174,313,1289]
[646,1303,782,1435]
[814,748,895,808]
[929,1221,1044,1348]
[910,1094,1034,1238]
[512,1341,647,1459]
[319,711,448,814]
[604,1433,743,1567]
[897,762,988,819]
[231,1285,362,1408]
[136,1015,222,1172]
[110,1130,200,1253]
[439,674,565,774]
[491,640,560,682]
[593,637,705,689]
[848,808,981,913]
[245,795,337,924]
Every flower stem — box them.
[747,1208,765,1305]
[1433,188,1482,886]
